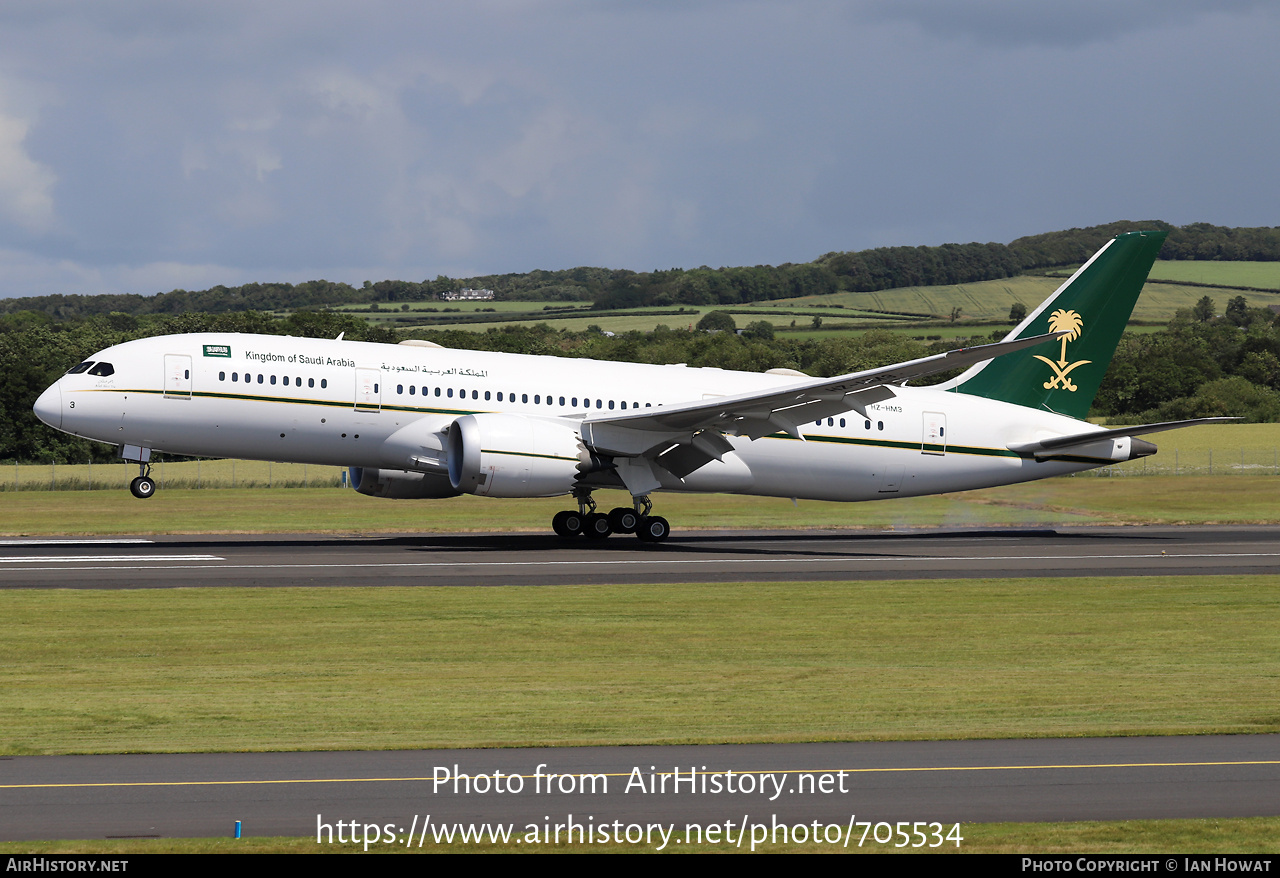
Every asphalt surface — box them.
[3,736,1279,844]
[2,525,1280,588]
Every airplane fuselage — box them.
[35,331,1122,504]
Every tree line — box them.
[7,293,1280,464]
[4,222,1278,322]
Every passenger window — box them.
[864,420,871,430]
[496,392,503,401]
[219,371,225,381]
[320,379,327,389]
[484,391,490,400]
[88,362,115,377]
[839,418,846,427]
[608,400,615,410]
[472,390,478,400]
[258,374,264,384]
[397,384,403,394]
[308,378,314,388]
[409,386,415,395]
[559,396,565,406]
[232,372,238,382]
[271,375,277,385]
[877,421,884,431]
[522,393,528,403]
[572,397,578,407]
[447,388,453,398]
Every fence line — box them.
[4,446,1280,491]
[1075,446,1280,477]
[1,459,346,491]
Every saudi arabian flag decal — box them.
[203,344,232,358]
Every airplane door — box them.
[355,368,381,412]
[922,412,946,456]
[878,466,905,493]
[164,354,192,399]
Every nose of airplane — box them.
[33,382,62,430]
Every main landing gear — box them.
[552,489,670,542]
[129,463,156,499]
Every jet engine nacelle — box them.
[348,466,459,499]
[447,413,588,497]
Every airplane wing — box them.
[580,331,1065,480]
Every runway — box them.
[3,736,1279,844]
[2,525,1280,588]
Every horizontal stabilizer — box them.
[1008,417,1237,458]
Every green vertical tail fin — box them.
[940,230,1166,418]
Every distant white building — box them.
[441,288,495,301]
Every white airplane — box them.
[33,230,1221,541]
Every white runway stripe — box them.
[1,551,1274,572]
[0,554,223,564]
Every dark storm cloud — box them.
[0,1,1274,296]
[858,0,1273,48]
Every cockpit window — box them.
[87,362,115,377]
[66,361,94,375]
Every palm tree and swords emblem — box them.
[1033,309,1091,391]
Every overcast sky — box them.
[0,0,1275,298]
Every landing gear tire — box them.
[583,512,613,540]
[635,515,670,543]
[129,476,156,499]
[607,506,639,534]
[552,510,583,537]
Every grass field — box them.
[2,425,1278,534]
[0,458,344,492]
[1,472,1279,535]
[765,276,1280,324]
[2,575,1277,755]
[276,260,1280,341]
[1145,261,1280,289]
[396,277,1280,336]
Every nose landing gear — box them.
[129,463,156,499]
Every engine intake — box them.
[447,413,589,497]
